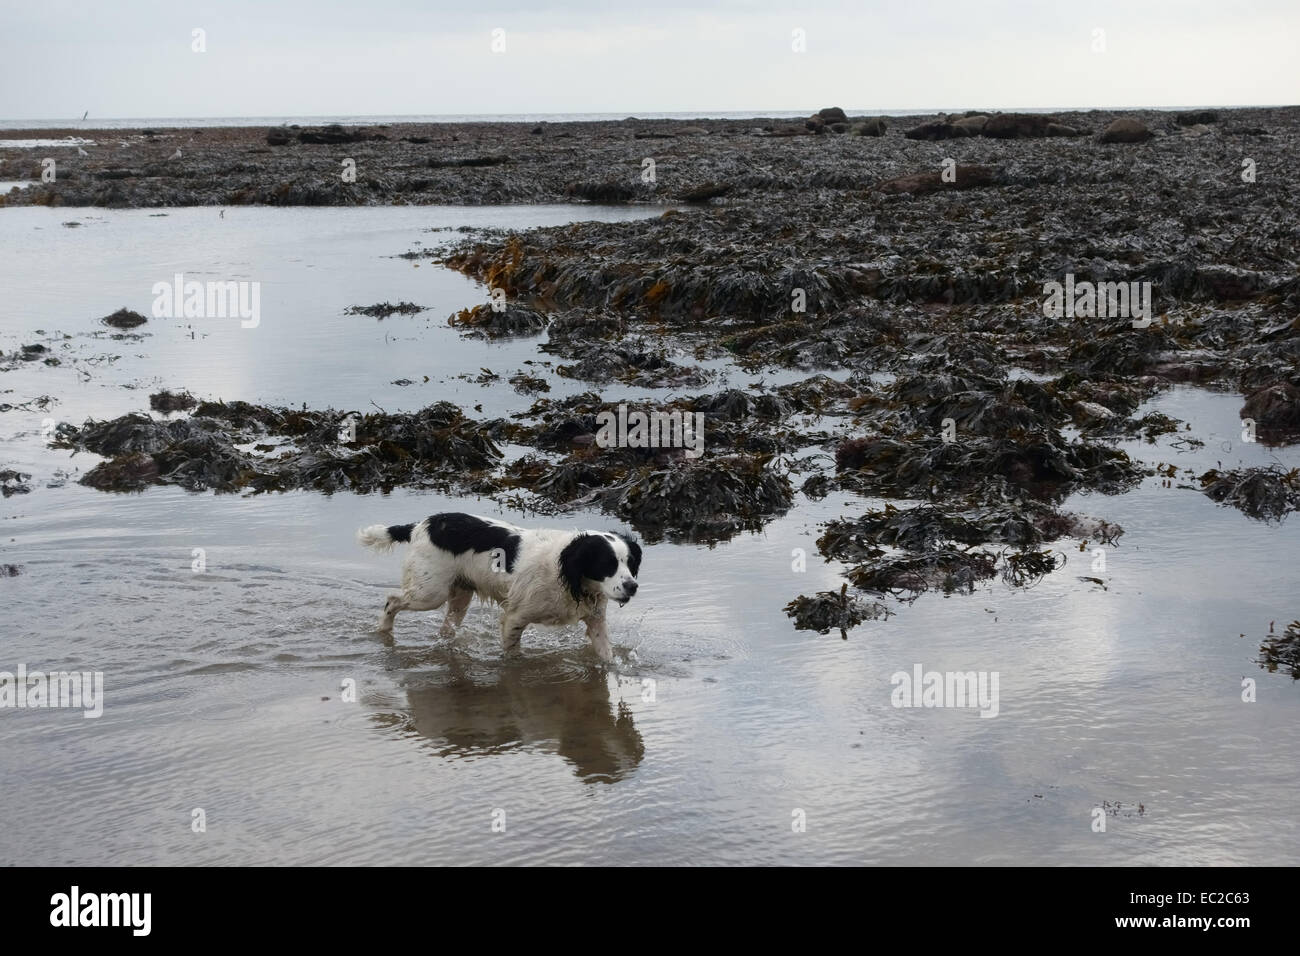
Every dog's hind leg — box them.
[378,588,448,633]
[377,593,406,632]
[439,586,473,639]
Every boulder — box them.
[816,107,849,123]
[982,113,1056,138]
[1175,110,1218,126]
[1098,117,1153,143]
[904,121,972,141]
[854,117,888,136]
[952,114,988,133]
[876,165,1000,196]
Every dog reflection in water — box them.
[388,651,645,783]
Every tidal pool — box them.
[1,206,1297,865]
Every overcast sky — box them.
[2,0,1297,120]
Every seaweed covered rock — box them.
[903,121,972,141]
[0,468,33,497]
[101,308,148,329]
[57,401,502,495]
[611,455,793,541]
[1099,118,1154,143]
[847,548,1000,598]
[833,431,1141,502]
[1199,466,1300,522]
[449,303,548,338]
[876,165,1000,196]
[149,389,197,413]
[817,503,1120,557]
[551,339,710,388]
[1241,382,1300,444]
[982,113,1056,138]
[1259,620,1300,678]
[81,453,160,491]
[785,585,891,637]
[346,302,427,319]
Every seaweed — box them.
[1200,466,1300,522]
[784,584,892,637]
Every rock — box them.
[854,117,888,136]
[449,304,549,339]
[80,453,160,492]
[952,115,988,133]
[296,124,382,144]
[345,301,427,319]
[828,122,850,134]
[678,182,732,203]
[785,586,890,636]
[982,113,1056,138]
[1098,118,1153,143]
[1176,110,1218,126]
[1200,465,1300,522]
[876,165,1000,195]
[0,469,32,497]
[1074,401,1117,422]
[903,121,972,141]
[101,307,148,329]
[676,126,709,136]
[265,127,292,146]
[1242,382,1300,443]
[150,390,197,413]
[816,107,849,123]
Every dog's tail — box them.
[357,522,415,552]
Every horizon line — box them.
[2,104,1294,127]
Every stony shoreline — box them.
[1,106,1293,207]
[5,106,1299,648]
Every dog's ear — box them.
[558,534,598,603]
[617,533,642,576]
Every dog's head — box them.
[559,532,642,606]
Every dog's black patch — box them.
[387,523,414,543]
[558,534,619,603]
[616,533,642,576]
[426,512,519,571]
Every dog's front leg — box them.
[582,612,613,664]
[500,612,527,656]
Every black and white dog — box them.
[358,513,641,662]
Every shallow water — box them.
[2,206,1298,865]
